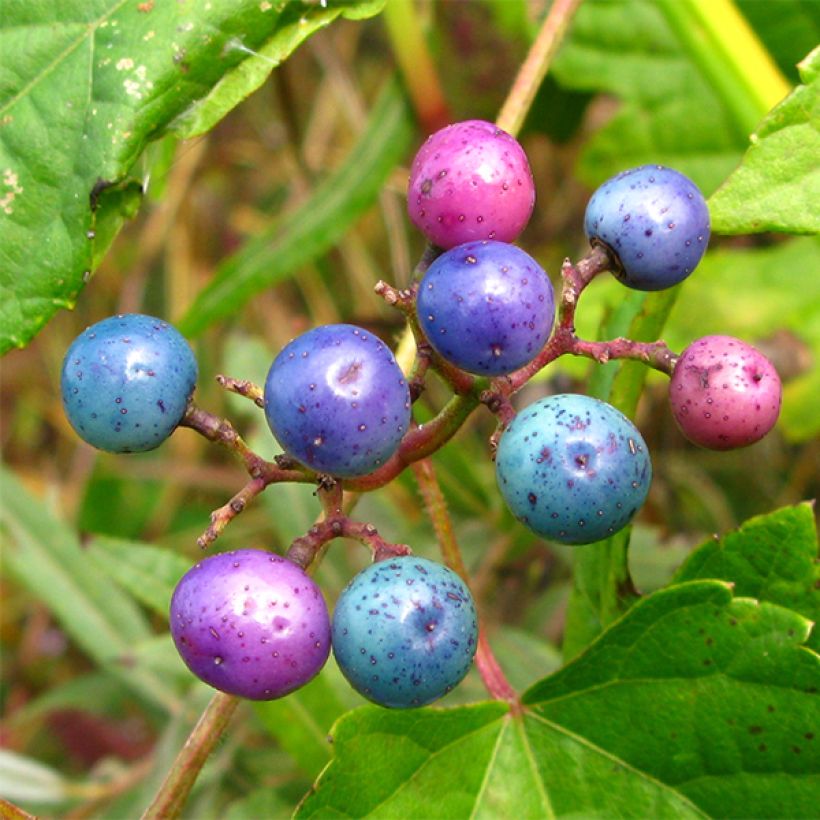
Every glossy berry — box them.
[170,550,331,700]
[417,240,555,375]
[264,324,411,478]
[60,313,197,453]
[584,165,710,291]
[331,556,478,708]
[407,120,535,250]
[496,394,652,545]
[669,335,782,450]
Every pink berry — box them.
[669,335,782,450]
[407,120,535,249]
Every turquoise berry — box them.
[496,394,652,544]
[60,314,197,453]
[331,556,478,708]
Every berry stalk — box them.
[411,458,518,707]
[141,692,239,820]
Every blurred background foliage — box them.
[1,0,818,815]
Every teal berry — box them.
[495,394,652,545]
[331,556,478,708]
[584,165,710,291]
[60,314,197,453]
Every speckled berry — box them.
[331,556,478,708]
[669,335,782,450]
[60,313,197,453]
[495,394,652,545]
[408,120,535,250]
[584,165,710,291]
[264,324,411,478]
[417,240,555,375]
[170,550,331,700]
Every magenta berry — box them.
[170,550,331,700]
[669,335,782,450]
[407,120,535,249]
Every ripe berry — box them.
[60,313,197,453]
[584,165,710,291]
[669,335,782,450]
[331,556,478,708]
[170,550,331,700]
[407,120,535,250]
[495,394,652,545]
[264,324,411,478]
[417,240,555,376]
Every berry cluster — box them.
[60,118,782,709]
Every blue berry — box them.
[417,240,555,375]
[495,394,652,545]
[584,165,710,291]
[331,556,478,708]
[264,324,411,478]
[60,314,197,453]
[170,550,331,700]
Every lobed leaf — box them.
[298,580,818,818]
[673,503,820,649]
[709,46,820,235]
[0,0,386,354]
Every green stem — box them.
[383,0,451,132]
[141,691,239,820]
[656,0,791,138]
[495,0,584,137]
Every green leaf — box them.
[0,466,179,712]
[673,503,820,649]
[300,581,817,818]
[526,582,819,819]
[85,535,194,618]
[0,750,72,806]
[0,0,385,354]
[552,0,747,194]
[177,78,413,337]
[709,46,820,234]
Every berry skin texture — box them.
[669,335,782,450]
[170,550,331,700]
[584,165,710,291]
[417,240,555,376]
[264,324,411,478]
[495,394,652,545]
[407,120,535,250]
[331,556,478,708]
[60,313,197,453]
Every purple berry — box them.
[170,550,331,700]
[60,313,197,453]
[264,324,411,478]
[331,556,478,708]
[584,165,710,291]
[417,240,555,375]
[495,394,652,545]
[407,120,535,250]
[669,335,782,450]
